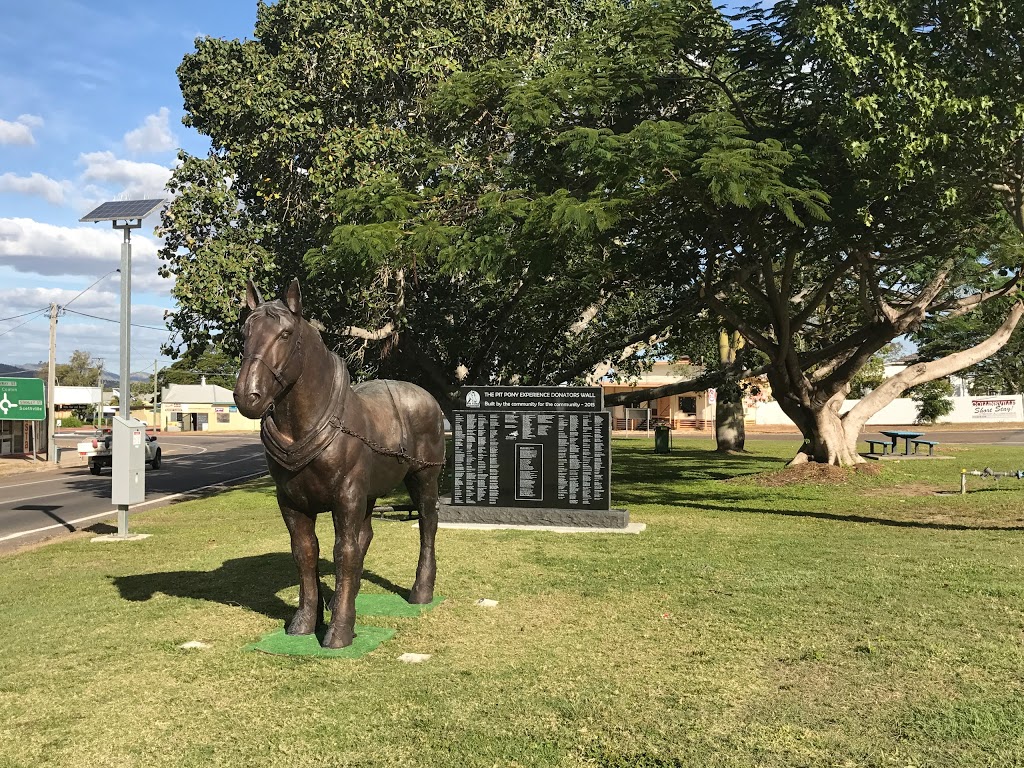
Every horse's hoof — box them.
[322,624,354,649]
[408,584,434,605]
[287,610,321,636]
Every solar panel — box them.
[79,199,166,222]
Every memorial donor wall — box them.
[441,386,629,528]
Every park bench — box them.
[911,439,940,456]
[865,439,891,455]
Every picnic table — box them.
[878,429,940,456]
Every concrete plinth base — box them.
[90,533,152,543]
[438,521,646,535]
[439,497,629,528]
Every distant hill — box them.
[0,363,43,378]
[0,363,151,385]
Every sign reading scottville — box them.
[0,378,46,421]
[452,387,611,511]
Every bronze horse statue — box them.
[233,279,445,648]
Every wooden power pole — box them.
[47,303,57,464]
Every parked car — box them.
[77,430,162,475]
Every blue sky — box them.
[0,0,259,377]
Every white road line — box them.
[2,489,84,506]
[212,454,266,468]
[162,442,210,454]
[0,470,268,543]
[0,476,87,491]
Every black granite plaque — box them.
[451,387,611,511]
[456,386,603,412]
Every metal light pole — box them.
[80,199,165,541]
[115,219,139,536]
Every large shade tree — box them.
[452,0,1024,465]
[318,0,832,416]
[748,0,1024,463]
[160,0,1024,462]
[159,0,684,414]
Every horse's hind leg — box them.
[279,495,323,635]
[406,468,440,604]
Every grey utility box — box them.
[112,416,147,506]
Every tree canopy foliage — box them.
[158,348,238,390]
[40,350,103,387]
[161,0,1024,461]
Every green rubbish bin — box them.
[654,424,671,454]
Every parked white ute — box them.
[77,429,162,475]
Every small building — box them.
[161,380,260,432]
[600,359,715,430]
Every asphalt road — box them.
[0,433,266,554]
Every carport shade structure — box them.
[79,198,166,538]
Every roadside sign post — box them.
[0,378,46,422]
[0,378,45,462]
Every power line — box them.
[0,308,49,323]
[62,308,167,332]
[0,308,49,339]
[64,269,120,309]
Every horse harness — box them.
[259,349,443,473]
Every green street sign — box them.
[0,378,46,421]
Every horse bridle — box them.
[241,307,305,401]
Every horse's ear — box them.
[284,278,303,316]
[245,280,263,311]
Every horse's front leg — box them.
[322,495,366,649]
[327,500,375,616]
[279,495,322,635]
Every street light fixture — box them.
[79,198,165,539]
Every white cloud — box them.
[123,107,177,154]
[0,172,72,205]
[77,151,172,200]
[0,114,43,145]
[0,218,171,294]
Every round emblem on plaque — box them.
[466,390,481,408]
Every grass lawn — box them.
[2,438,1023,767]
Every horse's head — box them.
[233,278,306,419]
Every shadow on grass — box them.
[615,448,780,480]
[668,495,1024,532]
[111,554,409,621]
[611,448,784,506]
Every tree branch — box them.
[569,293,608,335]
[933,271,1022,318]
[342,322,395,341]
[791,256,853,328]
[604,362,766,407]
[844,299,1024,428]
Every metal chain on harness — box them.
[336,421,445,470]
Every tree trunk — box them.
[777,387,865,466]
[778,300,1024,466]
[715,328,746,451]
[715,383,746,451]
